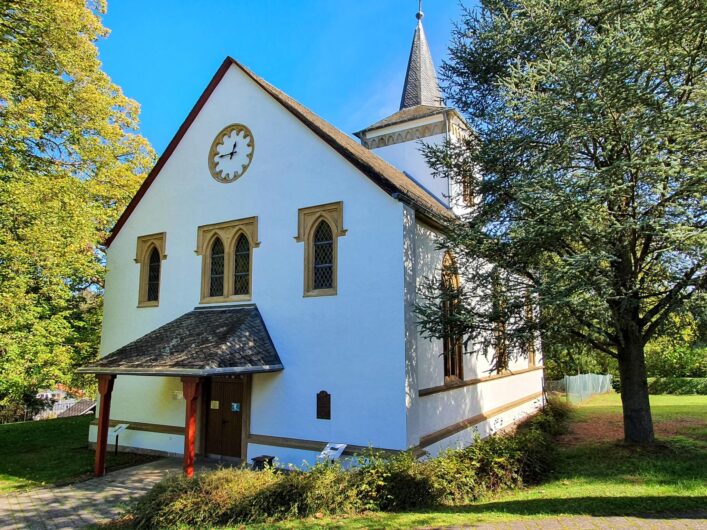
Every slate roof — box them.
[105,57,452,247]
[77,305,283,377]
[355,105,451,137]
[400,16,443,110]
[57,399,96,418]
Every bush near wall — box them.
[130,399,571,528]
[647,377,707,395]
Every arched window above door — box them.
[196,217,259,303]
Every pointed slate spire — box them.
[399,2,443,110]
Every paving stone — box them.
[0,458,183,529]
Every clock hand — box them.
[218,148,239,159]
[229,141,238,159]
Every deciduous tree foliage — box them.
[417,0,706,444]
[0,0,154,413]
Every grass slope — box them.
[251,394,706,529]
[0,415,155,493]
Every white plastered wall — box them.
[404,219,544,450]
[421,392,545,457]
[93,63,409,465]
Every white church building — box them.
[80,8,544,476]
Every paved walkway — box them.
[0,458,182,529]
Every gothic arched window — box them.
[136,232,166,307]
[441,252,463,382]
[312,220,334,291]
[146,246,161,302]
[233,234,250,296]
[197,217,259,303]
[209,237,225,297]
[295,202,345,296]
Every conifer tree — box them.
[417,0,706,443]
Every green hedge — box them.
[647,377,707,395]
[130,399,571,528]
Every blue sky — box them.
[97,1,468,154]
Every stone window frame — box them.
[135,232,167,308]
[196,217,259,304]
[295,202,346,297]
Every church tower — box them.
[355,3,468,208]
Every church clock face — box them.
[208,124,255,183]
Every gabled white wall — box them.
[96,63,410,464]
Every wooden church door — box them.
[205,377,245,458]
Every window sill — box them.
[200,295,252,304]
[443,376,464,387]
[304,288,337,298]
[137,301,159,308]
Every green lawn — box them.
[249,393,707,529]
[0,415,156,493]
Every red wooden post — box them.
[181,377,201,477]
[94,374,116,477]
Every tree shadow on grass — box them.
[431,495,707,519]
[306,499,707,530]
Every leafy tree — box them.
[0,0,154,416]
[544,296,706,380]
[417,0,706,443]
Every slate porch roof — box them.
[77,305,283,377]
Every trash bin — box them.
[251,455,275,471]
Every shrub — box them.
[431,433,525,504]
[132,467,282,528]
[645,345,707,378]
[353,450,436,511]
[130,400,569,527]
[647,377,707,395]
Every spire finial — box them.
[416,0,424,20]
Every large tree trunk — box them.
[617,331,655,444]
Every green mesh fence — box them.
[563,373,613,403]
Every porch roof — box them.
[77,305,283,377]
